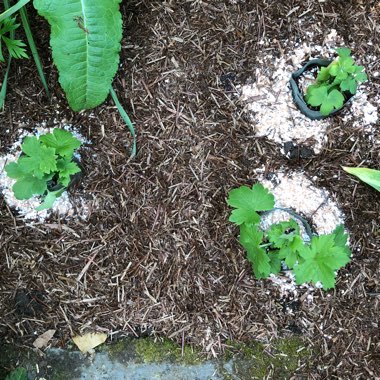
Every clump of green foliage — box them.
[5,128,81,210]
[227,183,351,289]
[0,16,27,62]
[305,47,367,116]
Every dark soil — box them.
[1,1,380,379]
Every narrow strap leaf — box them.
[0,55,12,109]
[0,0,30,22]
[110,86,136,157]
[0,0,13,109]
[19,6,50,98]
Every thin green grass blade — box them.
[0,0,12,109]
[0,55,12,109]
[110,87,136,157]
[0,0,30,22]
[19,7,50,97]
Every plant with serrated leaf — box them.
[227,183,351,289]
[5,128,81,211]
[304,47,367,116]
[0,16,28,62]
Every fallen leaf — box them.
[33,329,56,349]
[72,332,107,353]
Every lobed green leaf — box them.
[227,183,275,225]
[40,128,81,158]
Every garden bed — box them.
[1,1,380,379]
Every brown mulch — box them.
[1,0,380,378]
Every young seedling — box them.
[305,48,367,116]
[5,128,81,210]
[0,16,28,62]
[227,183,351,289]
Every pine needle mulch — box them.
[1,1,379,378]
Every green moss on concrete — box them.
[226,337,312,380]
[135,338,203,365]
[0,344,37,379]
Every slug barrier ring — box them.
[289,59,353,120]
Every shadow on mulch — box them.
[1,1,380,379]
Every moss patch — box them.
[135,337,203,365]
[226,337,312,380]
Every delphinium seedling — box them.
[227,183,351,289]
[305,47,367,116]
[5,128,81,210]
[0,16,28,62]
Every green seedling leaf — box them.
[5,129,81,209]
[332,224,351,258]
[35,188,65,211]
[342,166,380,192]
[239,223,271,278]
[336,47,351,57]
[294,234,350,290]
[12,174,47,200]
[227,183,275,225]
[0,17,28,61]
[267,219,300,248]
[2,36,28,59]
[268,252,281,275]
[307,86,344,116]
[329,56,355,81]
[317,66,330,82]
[5,161,27,179]
[340,77,357,94]
[353,66,368,84]
[267,220,304,269]
[0,17,20,35]
[20,136,57,176]
[40,128,81,157]
[57,157,81,186]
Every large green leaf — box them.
[33,0,122,111]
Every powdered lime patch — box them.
[240,29,379,154]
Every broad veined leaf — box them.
[342,166,380,192]
[227,183,275,225]
[239,224,271,278]
[293,234,350,290]
[33,0,123,111]
[40,128,81,157]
